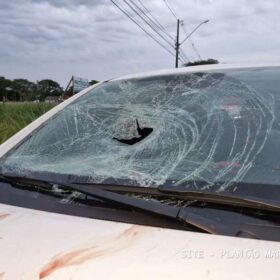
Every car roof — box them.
[112,63,280,81]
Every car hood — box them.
[0,203,279,280]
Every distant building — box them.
[45,96,61,104]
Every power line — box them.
[161,1,188,64]
[111,0,185,64]
[111,0,175,57]
[161,0,205,64]
[136,0,174,41]
[131,0,187,62]
[162,0,178,20]
[123,0,174,48]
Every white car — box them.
[0,64,280,280]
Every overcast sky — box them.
[1,0,280,86]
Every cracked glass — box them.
[1,67,280,193]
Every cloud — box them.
[0,0,280,86]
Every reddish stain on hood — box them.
[0,272,5,279]
[0,213,10,221]
[39,225,150,279]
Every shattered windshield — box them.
[1,67,280,193]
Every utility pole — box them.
[175,19,180,68]
[175,19,209,68]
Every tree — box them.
[183,58,219,67]
[11,79,36,101]
[37,79,63,101]
[89,80,99,86]
[0,76,13,101]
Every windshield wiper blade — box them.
[158,185,280,213]
[70,177,280,213]
[72,181,280,213]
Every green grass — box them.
[0,102,54,144]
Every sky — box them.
[0,0,280,87]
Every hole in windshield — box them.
[113,119,153,145]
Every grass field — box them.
[0,102,54,145]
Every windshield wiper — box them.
[0,174,212,233]
[71,180,280,213]
[1,175,280,241]
[158,185,280,213]
[2,172,280,212]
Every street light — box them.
[180,20,209,45]
[175,19,209,68]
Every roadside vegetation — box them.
[0,102,54,144]
[0,76,99,102]
[183,58,219,67]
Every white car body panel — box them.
[0,203,279,280]
[0,64,280,279]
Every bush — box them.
[0,102,54,144]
